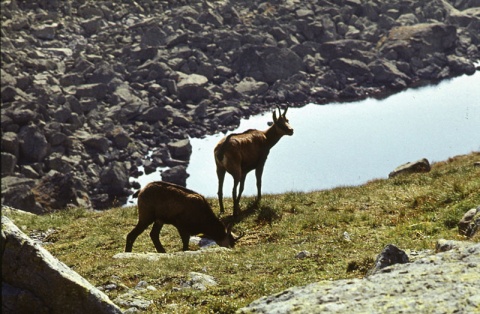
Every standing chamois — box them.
[125,181,239,253]
[214,106,294,216]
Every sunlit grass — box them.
[5,152,480,313]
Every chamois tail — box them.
[216,133,236,162]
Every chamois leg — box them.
[125,220,151,252]
[230,167,243,216]
[177,227,191,251]
[232,179,240,216]
[217,168,226,212]
[237,173,247,205]
[255,165,265,205]
[149,221,166,253]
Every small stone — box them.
[295,251,311,259]
[135,281,148,290]
[389,158,431,178]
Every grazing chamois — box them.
[125,181,239,253]
[214,106,294,215]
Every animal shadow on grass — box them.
[222,200,281,226]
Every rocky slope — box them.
[1,0,479,211]
[3,202,478,312]
[237,239,480,313]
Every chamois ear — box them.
[272,109,278,123]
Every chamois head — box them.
[217,224,244,248]
[272,106,294,136]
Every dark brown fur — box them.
[214,106,294,215]
[125,181,236,253]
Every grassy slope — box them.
[5,152,480,313]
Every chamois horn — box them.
[274,105,284,122]
[276,105,288,117]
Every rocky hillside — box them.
[1,0,479,212]
[238,240,480,313]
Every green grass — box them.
[5,152,480,313]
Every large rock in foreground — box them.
[238,240,480,313]
[1,215,122,314]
